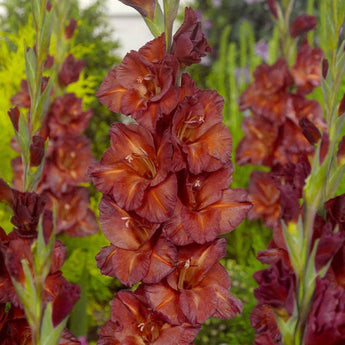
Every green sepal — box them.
[34,202,55,282]
[32,76,54,134]
[282,219,305,275]
[37,10,53,64]
[17,113,31,166]
[163,0,180,50]
[275,310,298,345]
[143,2,164,37]
[32,0,41,30]
[40,302,67,345]
[11,259,38,327]
[24,46,38,102]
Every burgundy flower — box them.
[239,59,293,124]
[251,305,281,344]
[65,18,77,39]
[325,193,345,231]
[89,123,177,223]
[236,115,279,166]
[291,40,324,95]
[171,8,211,66]
[58,54,85,87]
[144,239,242,326]
[119,0,156,20]
[248,171,281,228]
[47,93,93,138]
[96,35,179,132]
[338,93,345,116]
[171,75,231,174]
[43,136,93,193]
[46,187,98,237]
[305,278,345,345]
[337,136,345,165]
[290,14,317,38]
[164,167,251,244]
[30,135,45,167]
[254,248,295,315]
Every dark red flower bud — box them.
[337,136,345,166]
[267,0,278,19]
[171,8,211,66]
[58,54,85,87]
[8,107,20,132]
[44,54,54,69]
[322,58,329,78]
[338,93,345,116]
[52,281,80,327]
[119,0,156,20]
[46,1,52,11]
[65,19,77,39]
[320,132,329,164]
[11,191,47,238]
[0,178,13,205]
[299,117,321,145]
[30,135,45,167]
[290,14,317,38]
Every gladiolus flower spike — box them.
[90,5,252,344]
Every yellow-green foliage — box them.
[0,21,35,182]
[0,21,35,231]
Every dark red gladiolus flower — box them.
[45,187,98,237]
[171,8,211,66]
[96,231,177,286]
[119,0,156,20]
[65,18,77,39]
[98,195,159,250]
[8,107,20,132]
[165,167,251,244]
[96,34,180,132]
[325,194,345,231]
[47,93,93,138]
[171,77,231,174]
[10,80,31,109]
[89,123,177,223]
[0,304,31,345]
[98,290,199,345]
[251,305,281,344]
[291,40,324,95]
[145,239,242,326]
[248,171,281,228]
[43,136,93,193]
[58,54,85,87]
[236,115,279,166]
[30,135,45,167]
[11,77,50,109]
[290,14,317,38]
[239,59,293,124]
[267,0,278,18]
[254,248,295,315]
[305,278,345,345]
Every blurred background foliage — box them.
[1,0,343,344]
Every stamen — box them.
[125,154,134,163]
[137,323,145,332]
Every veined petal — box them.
[179,285,216,325]
[144,283,186,325]
[99,196,158,250]
[143,237,177,284]
[96,245,151,286]
[136,174,177,223]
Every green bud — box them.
[24,46,37,102]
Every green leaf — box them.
[24,46,37,101]
[41,303,67,345]
[17,112,30,166]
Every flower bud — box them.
[290,14,317,38]
[30,135,45,167]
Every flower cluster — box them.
[235,5,345,344]
[90,6,251,344]
[0,179,80,344]
[10,23,98,238]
